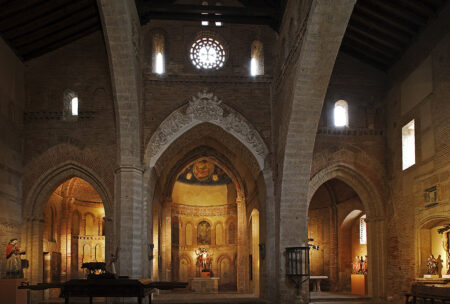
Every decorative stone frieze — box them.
[146,90,268,169]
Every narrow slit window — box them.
[63,90,78,121]
[250,40,264,76]
[71,97,78,116]
[359,214,367,245]
[152,33,165,74]
[155,52,164,74]
[334,100,348,127]
[215,2,223,27]
[201,1,209,26]
[402,120,415,170]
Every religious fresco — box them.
[177,159,232,185]
[197,221,211,245]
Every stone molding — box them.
[145,90,268,169]
[308,163,384,221]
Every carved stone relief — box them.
[146,90,267,169]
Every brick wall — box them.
[141,21,275,153]
[0,38,25,277]
[22,32,116,201]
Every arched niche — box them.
[416,217,450,278]
[22,162,112,287]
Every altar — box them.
[190,277,219,293]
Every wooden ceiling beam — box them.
[140,4,275,16]
[0,0,46,19]
[340,45,389,70]
[347,25,404,51]
[17,18,99,55]
[0,0,76,32]
[396,0,434,16]
[344,33,396,59]
[365,0,427,26]
[141,11,276,26]
[350,15,411,44]
[2,1,96,40]
[341,40,392,66]
[22,26,99,61]
[355,4,416,35]
[11,13,99,48]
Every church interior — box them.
[0,0,449,303]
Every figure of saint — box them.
[426,254,438,275]
[195,248,212,271]
[352,256,360,274]
[6,239,25,278]
[362,255,368,274]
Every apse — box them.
[169,157,238,291]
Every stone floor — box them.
[38,291,371,304]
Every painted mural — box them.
[177,159,232,185]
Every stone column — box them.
[114,166,144,278]
[236,197,248,293]
[366,217,386,300]
[97,0,144,279]
[275,0,356,302]
[60,197,74,281]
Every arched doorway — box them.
[308,179,368,294]
[42,177,106,283]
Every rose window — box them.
[190,37,225,70]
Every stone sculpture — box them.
[5,239,25,278]
[426,254,438,275]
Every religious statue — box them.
[352,256,367,274]
[6,239,25,278]
[195,248,212,272]
[362,255,368,274]
[352,256,361,274]
[426,254,439,275]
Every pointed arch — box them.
[22,162,112,284]
[308,163,386,298]
[24,162,112,220]
[143,90,268,170]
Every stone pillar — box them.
[366,217,386,300]
[60,198,74,281]
[97,0,144,279]
[161,200,172,281]
[114,166,144,278]
[275,0,356,302]
[329,205,338,291]
[236,197,248,293]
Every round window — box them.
[190,37,225,70]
